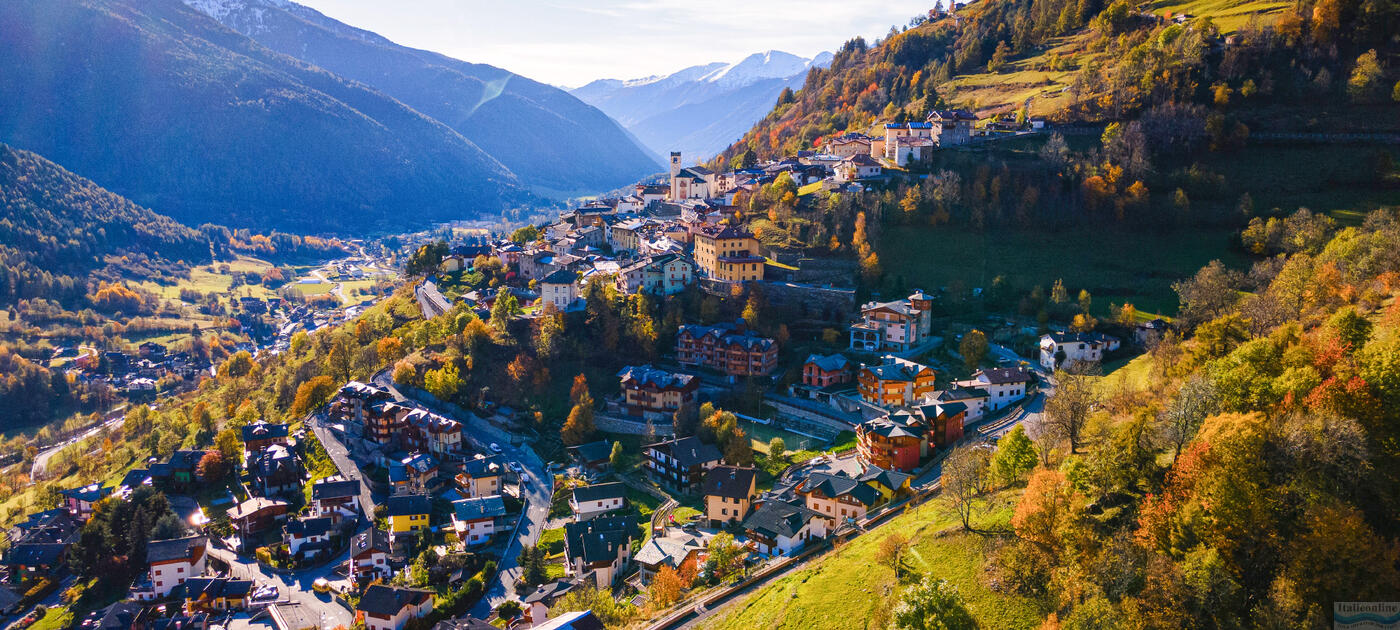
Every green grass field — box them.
[879,225,1249,315]
[698,487,1043,630]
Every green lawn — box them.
[879,225,1249,315]
[1096,352,1156,396]
[698,487,1044,630]
[538,527,565,556]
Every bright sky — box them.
[293,0,937,87]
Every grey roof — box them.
[60,483,111,503]
[241,422,289,442]
[570,440,613,464]
[646,436,721,468]
[617,365,695,390]
[971,367,1034,385]
[352,528,390,555]
[461,454,506,477]
[384,494,431,517]
[532,610,606,630]
[182,577,253,600]
[743,499,824,539]
[285,517,333,539]
[799,472,882,507]
[356,585,432,617]
[541,269,579,285]
[521,579,578,604]
[858,467,912,493]
[146,535,205,563]
[804,353,849,372]
[5,543,66,567]
[311,479,361,500]
[677,323,775,352]
[453,495,507,521]
[563,515,634,565]
[572,482,625,504]
[703,466,757,501]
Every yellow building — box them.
[693,225,764,282]
[703,466,757,527]
[386,494,431,535]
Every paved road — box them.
[308,416,379,516]
[207,545,352,628]
[31,413,125,479]
[368,371,552,618]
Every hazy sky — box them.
[293,0,936,87]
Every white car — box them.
[489,443,502,453]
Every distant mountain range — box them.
[0,0,659,234]
[182,0,662,197]
[572,51,833,162]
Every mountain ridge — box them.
[0,0,530,233]
[181,0,664,195]
[570,50,832,161]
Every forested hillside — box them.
[0,144,210,307]
[0,0,532,233]
[717,0,1399,162]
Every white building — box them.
[954,367,1036,412]
[1039,332,1121,370]
[539,269,581,311]
[144,536,207,599]
[569,482,625,521]
[451,495,506,548]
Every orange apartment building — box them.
[857,356,937,407]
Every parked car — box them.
[489,443,502,453]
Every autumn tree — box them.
[648,564,688,609]
[942,444,991,530]
[290,375,336,416]
[196,449,229,483]
[424,363,463,401]
[875,532,910,577]
[1044,365,1100,453]
[959,329,989,372]
[991,425,1038,484]
[892,577,976,630]
[1159,374,1220,461]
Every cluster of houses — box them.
[51,340,213,398]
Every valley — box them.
[0,0,1398,629]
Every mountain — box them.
[0,0,533,234]
[181,0,663,197]
[571,51,833,161]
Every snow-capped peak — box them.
[699,50,813,88]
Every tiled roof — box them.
[240,423,289,442]
[311,479,360,501]
[971,367,1034,385]
[146,535,206,563]
[703,466,757,500]
[799,472,882,507]
[453,495,507,521]
[385,494,431,517]
[563,515,634,565]
[571,482,625,504]
[356,584,432,617]
[742,499,824,539]
[645,436,721,468]
[617,365,695,390]
[804,353,849,372]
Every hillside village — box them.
[0,112,1167,630]
[2,0,1398,626]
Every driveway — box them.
[207,545,352,628]
[368,371,553,618]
